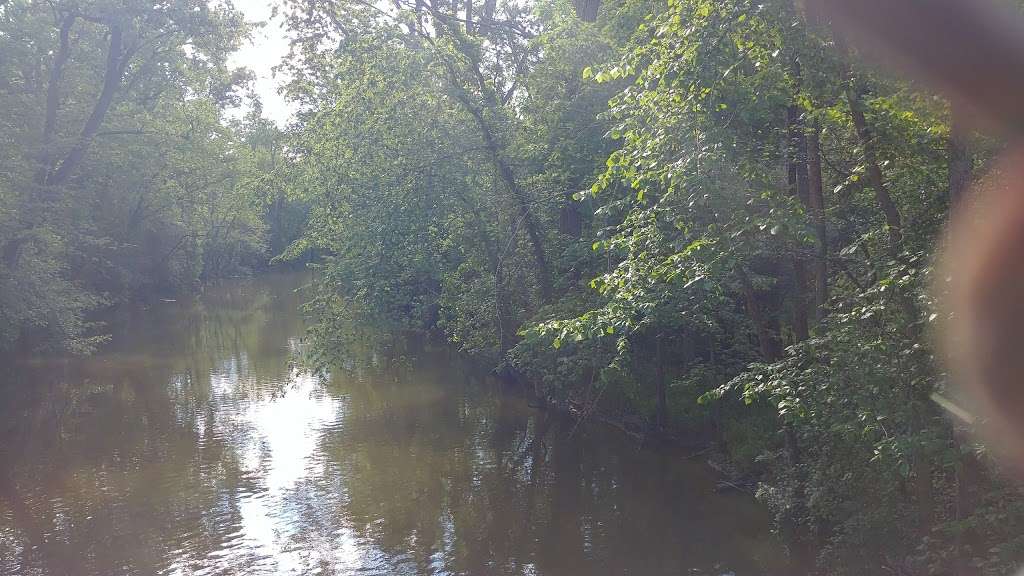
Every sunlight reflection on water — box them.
[0,273,790,576]
[165,368,350,575]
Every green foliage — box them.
[276,0,1024,572]
[0,0,292,353]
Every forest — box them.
[2,0,1023,574]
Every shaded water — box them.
[0,273,789,576]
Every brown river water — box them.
[0,272,791,576]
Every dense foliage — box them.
[277,0,1024,573]
[6,0,1024,573]
[0,0,303,353]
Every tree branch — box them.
[46,23,126,186]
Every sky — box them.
[228,0,295,126]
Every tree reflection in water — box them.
[0,273,789,576]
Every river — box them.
[0,272,791,576]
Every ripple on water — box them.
[0,274,792,576]
[166,367,346,575]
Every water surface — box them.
[0,273,788,575]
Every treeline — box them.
[8,0,1024,573]
[278,0,1024,573]
[0,0,304,353]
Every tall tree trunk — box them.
[845,81,903,253]
[806,121,829,322]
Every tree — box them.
[0,0,272,352]
[271,0,1024,572]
